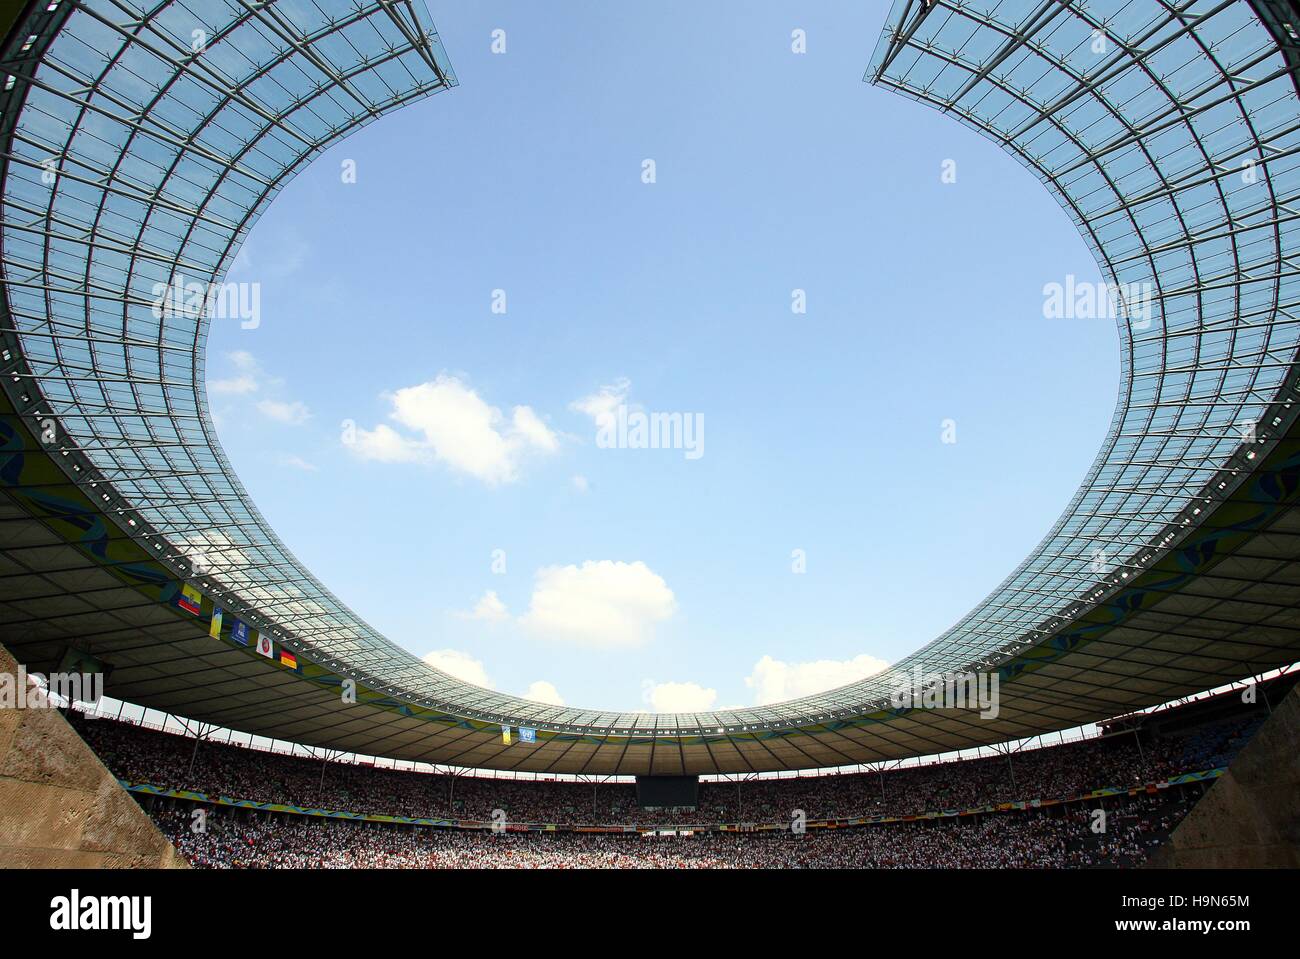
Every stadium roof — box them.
[1,0,1298,774]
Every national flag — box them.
[209,607,223,639]
[519,727,536,744]
[230,620,250,646]
[255,633,274,658]
[178,583,202,615]
[280,649,298,670]
[501,725,512,745]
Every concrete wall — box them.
[1149,682,1300,868]
[0,643,185,868]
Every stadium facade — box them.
[1,0,1298,775]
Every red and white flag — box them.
[255,633,274,658]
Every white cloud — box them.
[348,375,557,485]
[258,399,311,425]
[350,423,427,463]
[572,474,589,493]
[280,455,318,472]
[422,649,493,689]
[511,405,559,453]
[570,378,630,426]
[642,680,717,713]
[208,353,312,428]
[522,680,565,707]
[208,351,261,395]
[520,560,675,648]
[209,375,258,395]
[744,653,890,707]
[459,590,509,623]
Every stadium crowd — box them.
[73,709,1262,826]
[149,790,1196,869]
[67,693,1265,868]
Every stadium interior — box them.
[1,0,1298,870]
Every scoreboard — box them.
[635,775,699,809]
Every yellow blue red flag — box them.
[178,583,202,615]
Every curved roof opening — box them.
[202,0,1118,716]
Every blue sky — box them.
[206,0,1117,713]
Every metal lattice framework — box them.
[858,4,1300,686]
[1,0,1299,771]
